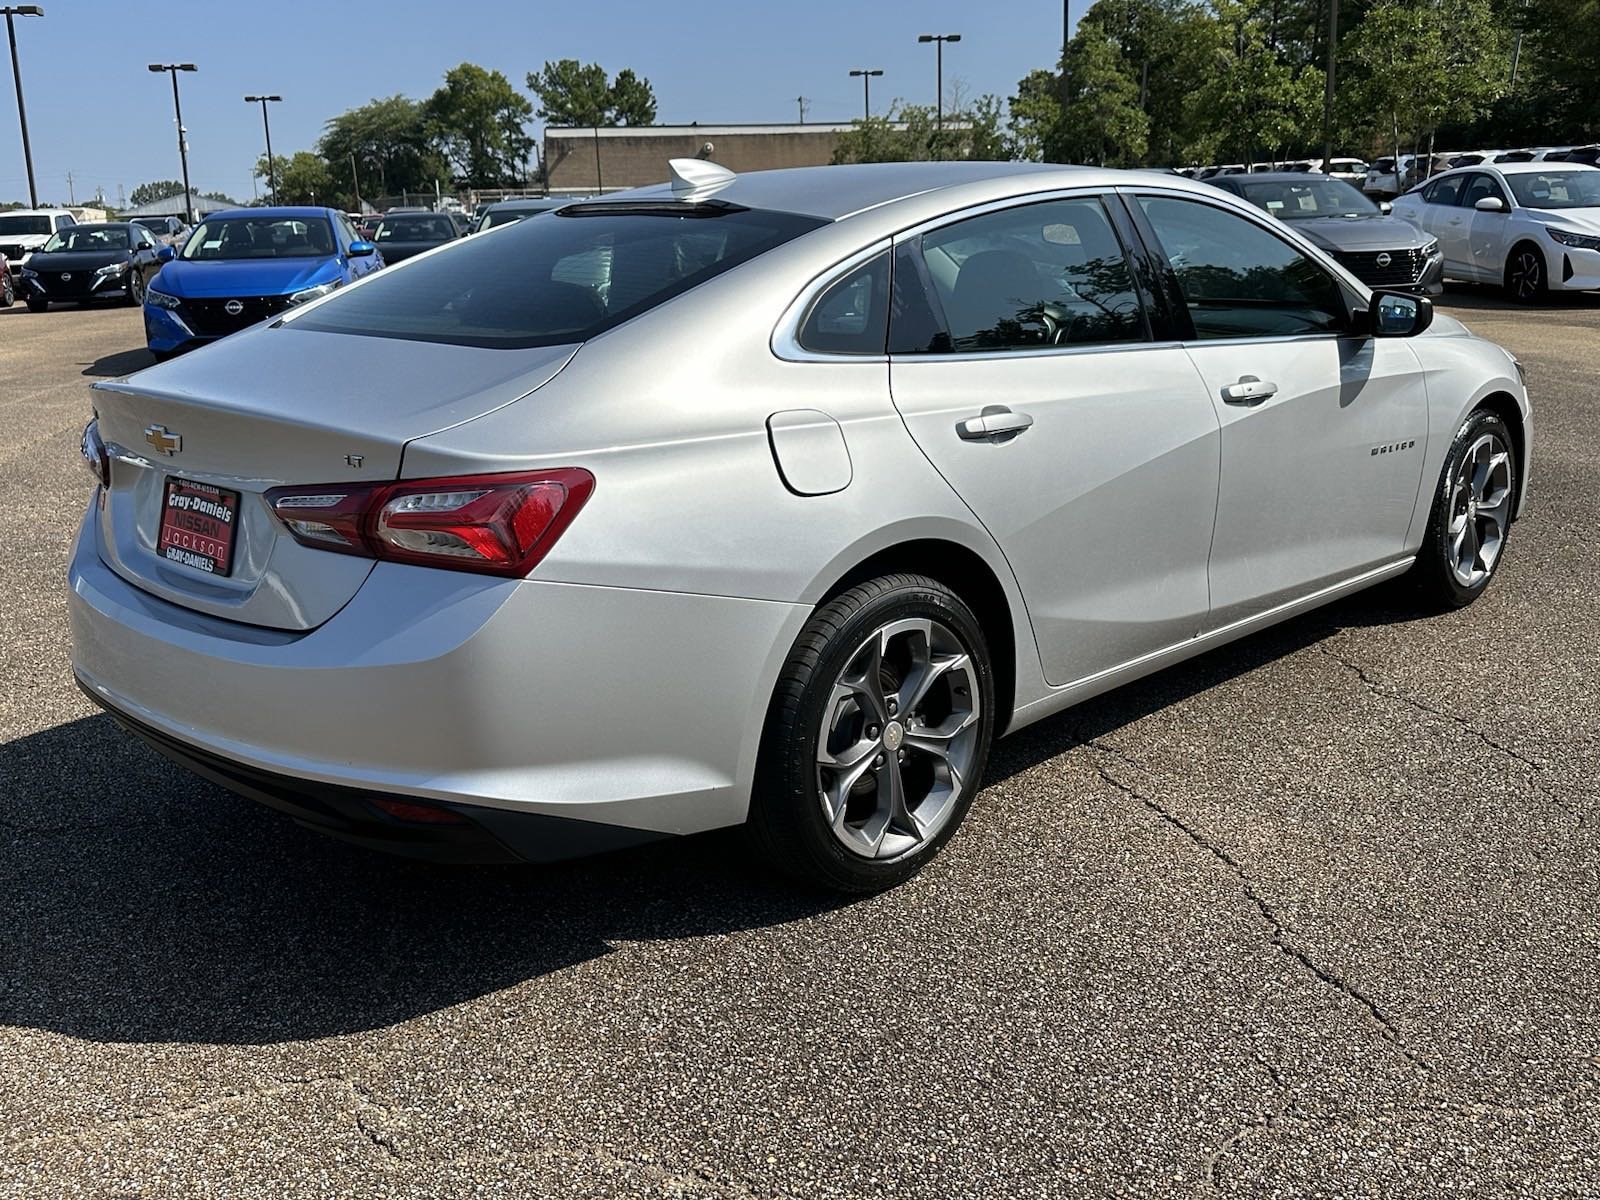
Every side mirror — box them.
[1379,200,1393,214]
[348,240,376,257]
[156,245,176,262]
[1474,196,1506,213]
[1369,290,1434,338]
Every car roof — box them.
[1215,171,1349,185]
[54,221,136,231]
[609,161,1089,221]
[1,208,69,217]
[208,206,337,220]
[487,198,566,211]
[1490,159,1600,174]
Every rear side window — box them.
[797,251,889,354]
[294,204,826,349]
[1422,175,1466,206]
[892,196,1146,355]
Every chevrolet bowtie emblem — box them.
[144,424,182,455]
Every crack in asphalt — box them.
[1203,1053,1288,1194]
[1079,735,1432,1079]
[1316,643,1584,833]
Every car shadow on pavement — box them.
[0,588,1424,1048]
[81,347,157,377]
[1435,281,1600,312]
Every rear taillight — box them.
[80,418,109,488]
[265,469,593,577]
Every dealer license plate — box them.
[157,476,240,576]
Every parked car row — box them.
[1362,146,1599,199]
[1201,158,1600,303]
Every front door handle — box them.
[1220,376,1278,406]
[957,407,1034,440]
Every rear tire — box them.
[750,574,996,894]
[1410,409,1517,609]
[1504,242,1547,304]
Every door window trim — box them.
[1120,186,1370,346]
[771,238,893,363]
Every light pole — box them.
[244,94,280,204]
[2,5,42,209]
[849,68,883,120]
[149,62,197,222]
[917,34,961,155]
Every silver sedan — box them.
[70,160,1531,892]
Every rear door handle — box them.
[1220,376,1278,406]
[957,407,1034,440]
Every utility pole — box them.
[64,169,72,204]
[1061,0,1071,107]
[918,34,962,156]
[149,63,198,223]
[3,5,42,209]
[244,94,281,203]
[1320,0,1338,172]
[796,95,809,124]
[349,152,360,211]
[848,68,883,120]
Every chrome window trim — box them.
[771,238,893,363]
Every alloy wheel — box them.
[1447,432,1513,588]
[815,617,982,860]
[1509,249,1543,301]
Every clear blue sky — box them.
[0,0,1073,206]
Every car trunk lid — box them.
[89,325,578,631]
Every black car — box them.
[130,215,189,246]
[471,197,566,233]
[19,222,163,312]
[370,212,461,263]
[1205,172,1444,294]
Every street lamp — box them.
[244,94,281,204]
[149,62,197,223]
[848,68,883,120]
[2,5,43,209]
[917,34,961,156]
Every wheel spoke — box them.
[904,709,978,761]
[843,633,889,725]
[880,754,923,847]
[897,651,970,719]
[821,744,878,828]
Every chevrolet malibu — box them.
[71,161,1530,893]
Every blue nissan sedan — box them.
[144,207,383,358]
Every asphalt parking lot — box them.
[2,290,1597,1198]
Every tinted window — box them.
[1138,196,1349,340]
[1459,174,1507,208]
[1423,175,1467,206]
[797,251,889,355]
[1240,178,1378,218]
[294,204,826,349]
[377,214,458,242]
[902,197,1144,354]
[42,226,130,252]
[57,214,75,227]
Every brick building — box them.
[542,123,857,194]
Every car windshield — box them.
[42,226,131,252]
[0,214,51,236]
[292,202,826,349]
[375,215,457,242]
[1240,178,1379,218]
[1505,170,1600,209]
[181,216,336,260]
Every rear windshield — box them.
[376,214,458,242]
[0,214,50,236]
[292,203,826,349]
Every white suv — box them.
[0,208,76,272]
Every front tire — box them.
[1504,242,1547,304]
[25,296,46,313]
[125,271,145,307]
[1411,409,1517,608]
[750,574,996,893]
[0,276,12,307]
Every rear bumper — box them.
[67,504,809,856]
[77,677,663,863]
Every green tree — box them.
[1195,0,1324,164]
[831,96,1009,164]
[255,152,338,206]
[129,180,185,207]
[319,95,449,200]
[425,63,535,188]
[526,60,657,126]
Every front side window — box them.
[797,251,889,355]
[1505,170,1600,210]
[1459,174,1508,209]
[293,203,826,349]
[181,216,337,260]
[896,196,1145,354]
[1137,195,1350,340]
